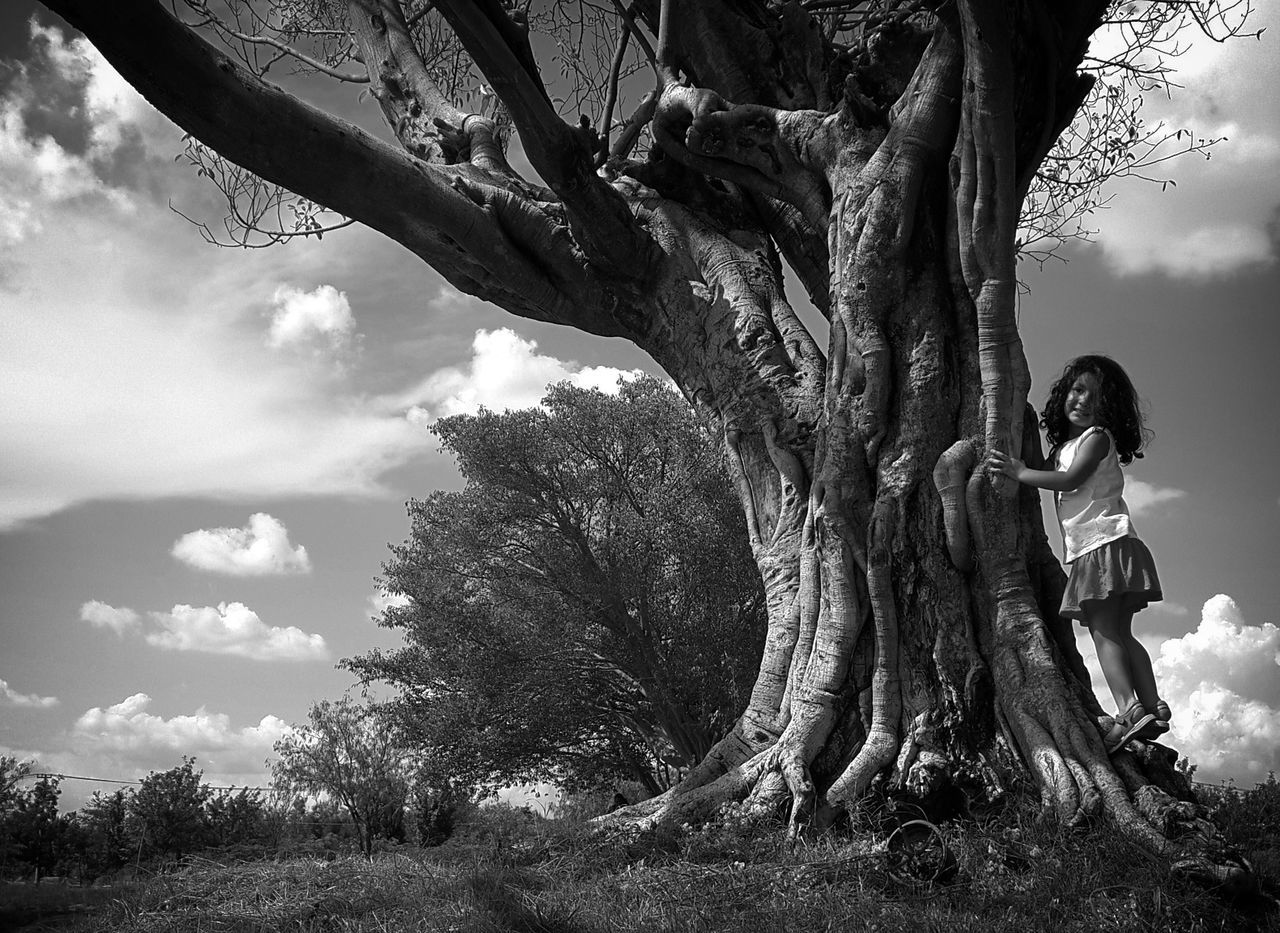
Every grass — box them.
[7,781,1278,933]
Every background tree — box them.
[271,696,411,855]
[128,758,212,863]
[74,789,134,880]
[347,378,767,795]
[41,0,1256,879]
[205,787,274,852]
[0,774,65,879]
[0,756,33,874]
[0,757,31,812]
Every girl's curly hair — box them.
[1040,355,1151,465]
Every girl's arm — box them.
[986,431,1109,492]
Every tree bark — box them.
[41,0,1252,886]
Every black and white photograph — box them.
[2,1,1278,928]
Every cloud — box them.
[1097,217,1272,279]
[0,678,58,709]
[397,328,643,422]
[79,600,142,636]
[368,589,411,617]
[145,602,330,662]
[267,284,357,353]
[1125,478,1187,516]
[0,219,433,530]
[1152,595,1280,787]
[0,18,178,249]
[78,599,328,661]
[4,695,290,809]
[1084,5,1280,278]
[172,513,312,576]
[1075,594,1280,786]
[68,694,288,791]
[0,87,130,247]
[73,693,289,753]
[0,24,438,531]
[1150,599,1190,618]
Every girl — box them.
[987,355,1169,753]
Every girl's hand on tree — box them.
[985,448,1025,482]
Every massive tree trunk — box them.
[42,0,1249,884]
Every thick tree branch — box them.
[347,0,467,164]
[435,0,657,278]
[653,84,834,230]
[346,0,519,177]
[44,0,629,336]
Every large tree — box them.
[346,379,767,796]
[40,0,1254,880]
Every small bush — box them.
[1202,773,1280,883]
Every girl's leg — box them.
[1086,599,1138,713]
[1123,621,1161,711]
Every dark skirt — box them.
[1061,536,1162,622]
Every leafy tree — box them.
[1,775,65,878]
[128,758,211,862]
[205,787,272,850]
[0,757,31,814]
[347,378,766,794]
[0,756,32,874]
[74,789,135,879]
[41,0,1255,874]
[271,696,411,855]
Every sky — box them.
[0,4,1277,811]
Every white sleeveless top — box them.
[1055,426,1136,563]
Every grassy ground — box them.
[7,781,1277,933]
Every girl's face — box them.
[1064,371,1100,436]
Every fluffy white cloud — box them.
[0,678,58,709]
[78,599,328,661]
[1085,6,1280,278]
[1152,595,1280,785]
[1079,594,1280,786]
[398,328,644,422]
[267,284,357,352]
[172,513,312,576]
[79,600,142,636]
[4,697,290,810]
[145,602,330,662]
[1125,478,1187,516]
[73,693,289,754]
[66,694,288,795]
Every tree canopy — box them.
[347,378,768,795]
